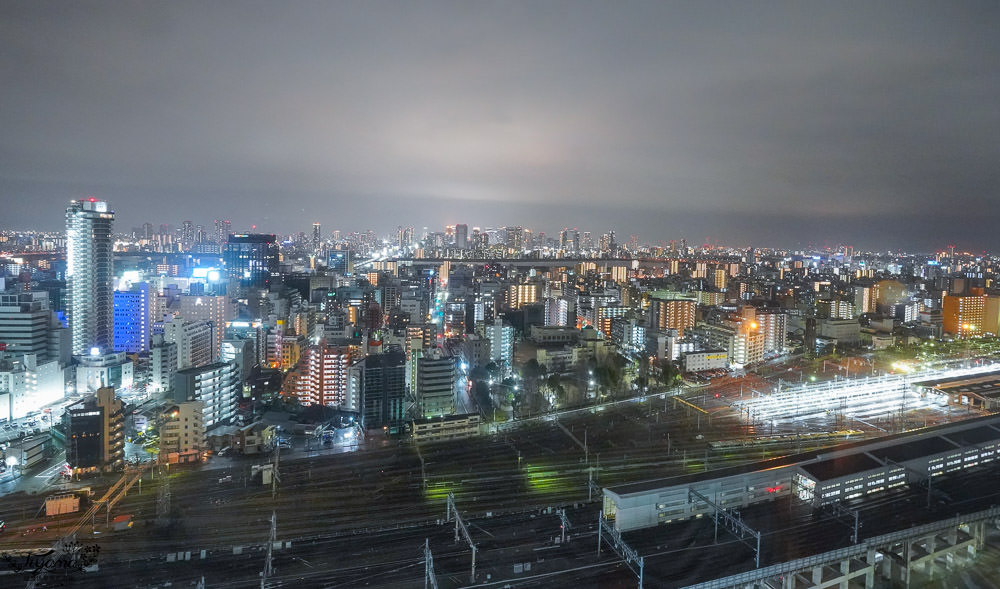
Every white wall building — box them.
[484,319,514,377]
[417,349,455,418]
[163,318,214,370]
[0,354,65,420]
[173,361,238,430]
[75,350,133,393]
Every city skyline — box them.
[2,2,999,250]
[2,212,995,256]
[6,4,1000,587]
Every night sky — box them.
[2,1,998,251]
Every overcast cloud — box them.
[1,1,998,250]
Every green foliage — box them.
[656,359,680,386]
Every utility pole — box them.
[155,477,171,528]
[271,443,281,500]
[261,510,276,589]
[557,508,572,544]
[424,538,438,589]
[446,492,477,584]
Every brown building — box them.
[942,290,985,338]
[649,297,696,337]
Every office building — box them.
[66,198,114,355]
[455,224,468,249]
[0,353,65,420]
[175,293,232,358]
[65,386,124,472]
[113,282,150,353]
[362,351,406,432]
[224,234,278,289]
[312,222,322,252]
[328,250,352,274]
[0,290,69,364]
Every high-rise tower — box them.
[66,198,115,356]
[454,224,468,249]
[224,234,278,289]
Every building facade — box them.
[65,386,124,471]
[224,234,279,289]
[0,291,68,363]
[649,297,696,337]
[173,361,239,430]
[159,400,205,455]
[66,199,114,356]
[362,351,406,432]
[417,349,455,418]
[113,282,150,353]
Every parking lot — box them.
[1,412,52,443]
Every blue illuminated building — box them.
[113,282,150,353]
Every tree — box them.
[522,358,544,380]
[469,365,489,383]
[656,359,680,387]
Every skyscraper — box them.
[66,198,114,356]
[455,224,468,249]
[224,234,278,289]
[181,220,194,250]
[312,222,322,252]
